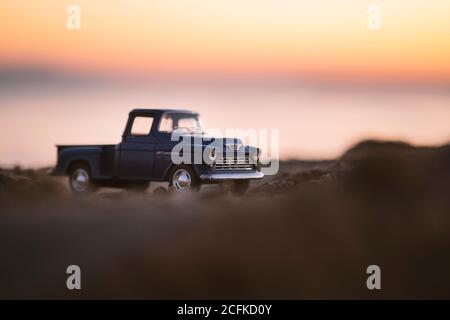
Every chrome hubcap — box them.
[71,168,89,192]
[172,169,192,192]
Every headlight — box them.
[207,148,217,162]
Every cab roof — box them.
[130,108,198,116]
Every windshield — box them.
[158,113,203,134]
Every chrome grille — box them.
[213,156,254,170]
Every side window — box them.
[131,116,153,136]
[158,114,173,133]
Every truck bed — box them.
[54,144,117,177]
[56,144,116,152]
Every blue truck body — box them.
[52,109,263,193]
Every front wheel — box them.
[69,164,97,194]
[169,166,200,193]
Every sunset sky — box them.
[0,1,449,167]
[1,0,449,82]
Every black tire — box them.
[231,180,250,196]
[68,163,98,195]
[169,165,200,192]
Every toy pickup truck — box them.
[51,109,264,194]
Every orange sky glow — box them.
[1,0,449,82]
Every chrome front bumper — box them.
[199,171,264,182]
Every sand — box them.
[1,140,449,299]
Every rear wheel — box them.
[69,164,97,194]
[169,166,200,193]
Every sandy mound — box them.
[0,167,65,201]
[1,140,450,299]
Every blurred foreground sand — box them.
[1,140,450,299]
